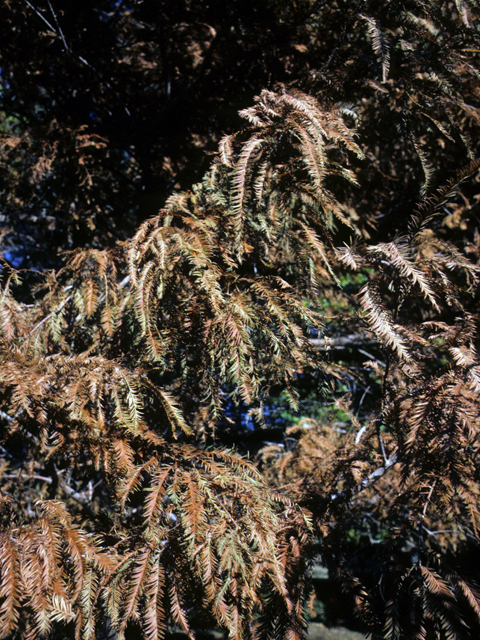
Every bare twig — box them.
[26,295,71,336]
[22,0,132,119]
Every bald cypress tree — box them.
[1,2,480,639]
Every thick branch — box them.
[359,451,398,492]
[310,332,377,351]
[329,451,399,503]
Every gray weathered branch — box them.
[310,332,376,351]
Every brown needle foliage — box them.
[1,2,480,640]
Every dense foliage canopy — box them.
[1,1,480,639]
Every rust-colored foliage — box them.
[1,1,480,639]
